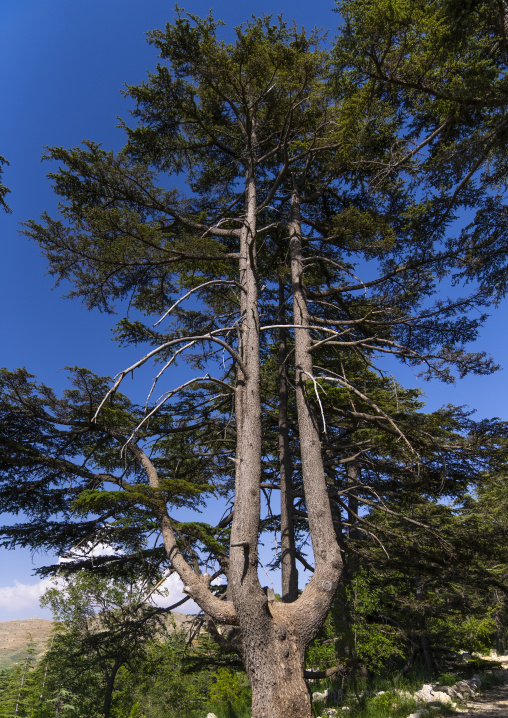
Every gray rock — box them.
[454,680,474,698]
[469,674,482,688]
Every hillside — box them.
[0,612,195,670]
[0,618,53,669]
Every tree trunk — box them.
[278,280,299,603]
[240,602,313,718]
[289,183,343,602]
[103,656,122,718]
[247,644,312,718]
[414,571,435,675]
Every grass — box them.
[477,670,506,691]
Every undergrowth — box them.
[309,656,507,718]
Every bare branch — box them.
[92,332,244,421]
[154,280,243,328]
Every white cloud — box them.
[0,578,55,614]
[0,567,202,620]
[58,541,121,564]
[151,572,199,614]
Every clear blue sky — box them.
[1,0,506,620]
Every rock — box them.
[469,674,482,688]
[206,714,218,718]
[435,685,458,698]
[407,711,429,718]
[454,680,475,698]
[312,689,329,703]
[414,684,435,703]
[430,690,455,705]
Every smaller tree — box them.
[0,639,37,718]
[39,571,169,718]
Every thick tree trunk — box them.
[246,633,312,718]
[159,162,343,717]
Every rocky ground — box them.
[454,659,508,717]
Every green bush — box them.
[208,668,251,717]
[438,673,459,686]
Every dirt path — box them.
[454,663,508,717]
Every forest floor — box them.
[454,658,508,717]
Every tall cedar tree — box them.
[0,11,504,717]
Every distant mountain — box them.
[0,613,196,670]
[0,618,53,669]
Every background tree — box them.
[38,571,169,718]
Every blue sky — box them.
[1,0,507,621]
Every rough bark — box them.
[289,184,344,630]
[245,617,312,718]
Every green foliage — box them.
[0,641,38,718]
[126,703,141,718]
[430,613,497,655]
[208,668,251,718]
[347,692,420,718]
[36,571,169,718]
[437,672,458,687]
[478,670,505,690]
[347,571,404,672]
